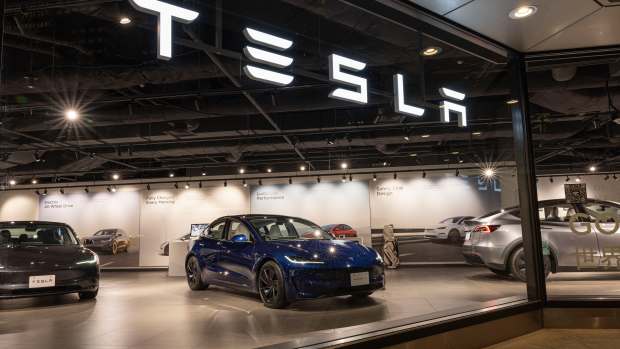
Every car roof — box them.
[222,214,315,222]
[0,221,69,226]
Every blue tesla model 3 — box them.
[185,215,385,308]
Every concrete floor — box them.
[484,329,620,349]
[0,267,618,349]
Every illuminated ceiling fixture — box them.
[31,179,38,184]
[506,99,519,105]
[201,172,207,176]
[112,173,120,180]
[509,5,537,19]
[342,175,347,183]
[421,134,430,138]
[169,172,175,178]
[482,167,496,179]
[409,153,417,157]
[299,165,306,171]
[243,180,248,188]
[373,174,377,182]
[184,183,190,189]
[65,108,80,121]
[266,168,272,173]
[119,17,132,24]
[589,165,597,172]
[239,168,246,174]
[472,131,482,136]
[111,186,117,193]
[341,162,348,169]
[403,135,410,141]
[421,46,442,57]
[8,179,16,186]
[576,177,582,183]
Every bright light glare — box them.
[112,173,120,180]
[119,17,132,24]
[341,163,348,169]
[589,166,597,172]
[509,6,537,19]
[482,168,496,179]
[65,109,80,121]
[9,179,17,186]
[421,47,441,56]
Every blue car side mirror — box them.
[231,234,250,243]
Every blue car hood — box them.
[270,239,378,267]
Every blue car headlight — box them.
[376,251,384,263]
[285,255,325,265]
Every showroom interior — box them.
[1,0,620,348]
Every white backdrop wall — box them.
[140,186,249,266]
[370,175,502,231]
[0,191,38,221]
[250,181,372,245]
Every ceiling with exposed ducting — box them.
[0,0,619,186]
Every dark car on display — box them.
[0,221,100,300]
[185,215,385,308]
[82,228,130,255]
[463,199,620,281]
[321,224,358,239]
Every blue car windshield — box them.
[248,217,333,241]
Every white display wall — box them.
[370,175,502,232]
[140,186,249,266]
[250,181,372,245]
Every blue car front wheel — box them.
[258,261,289,309]
[186,256,209,291]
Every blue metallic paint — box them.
[187,215,384,302]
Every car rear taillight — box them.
[473,225,501,234]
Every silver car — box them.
[463,199,620,281]
[425,216,475,243]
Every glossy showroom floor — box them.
[0,267,618,349]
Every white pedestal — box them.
[168,240,189,277]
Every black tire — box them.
[509,246,551,282]
[448,230,461,244]
[258,261,289,309]
[78,289,98,300]
[186,256,209,290]
[351,292,373,299]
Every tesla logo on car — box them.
[128,0,199,60]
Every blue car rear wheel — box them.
[258,261,289,309]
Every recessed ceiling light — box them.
[421,134,430,138]
[589,165,597,172]
[299,165,306,171]
[472,131,482,136]
[409,153,417,157]
[509,5,537,19]
[65,108,80,121]
[31,179,38,184]
[341,162,348,169]
[112,173,120,180]
[506,99,519,105]
[119,17,132,25]
[266,168,272,173]
[421,46,442,57]
[9,179,16,186]
[239,168,245,174]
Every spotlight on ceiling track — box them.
[239,168,246,174]
[506,99,519,105]
[422,171,427,179]
[299,165,306,171]
[576,177,582,183]
[35,190,41,196]
[455,169,460,177]
[589,165,597,172]
[112,173,120,180]
[243,180,248,188]
[169,172,175,178]
[317,177,321,184]
[341,162,348,169]
[267,168,272,173]
[604,174,610,181]
[373,174,377,182]
[111,186,117,193]
[614,174,618,180]
[60,188,65,195]
[565,176,570,182]
[146,184,151,191]
[184,183,190,190]
[84,187,89,193]
[174,183,179,189]
[289,178,293,185]
[341,175,346,183]
[64,108,80,121]
[258,179,262,186]
[107,186,112,193]
[224,180,228,187]
[31,179,38,184]
[199,182,203,188]
[549,177,554,183]
[393,173,398,180]
[8,179,16,186]
[349,174,353,182]
[119,16,132,24]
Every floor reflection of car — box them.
[425,216,475,243]
[185,215,385,308]
[463,199,620,282]
[82,229,130,255]
[322,224,358,239]
[160,233,191,256]
[0,221,100,300]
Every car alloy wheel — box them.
[448,230,461,244]
[111,241,118,255]
[258,261,289,309]
[185,256,208,290]
[510,246,551,282]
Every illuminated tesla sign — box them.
[128,0,199,60]
[129,1,468,127]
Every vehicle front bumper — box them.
[286,265,384,300]
[0,268,99,299]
